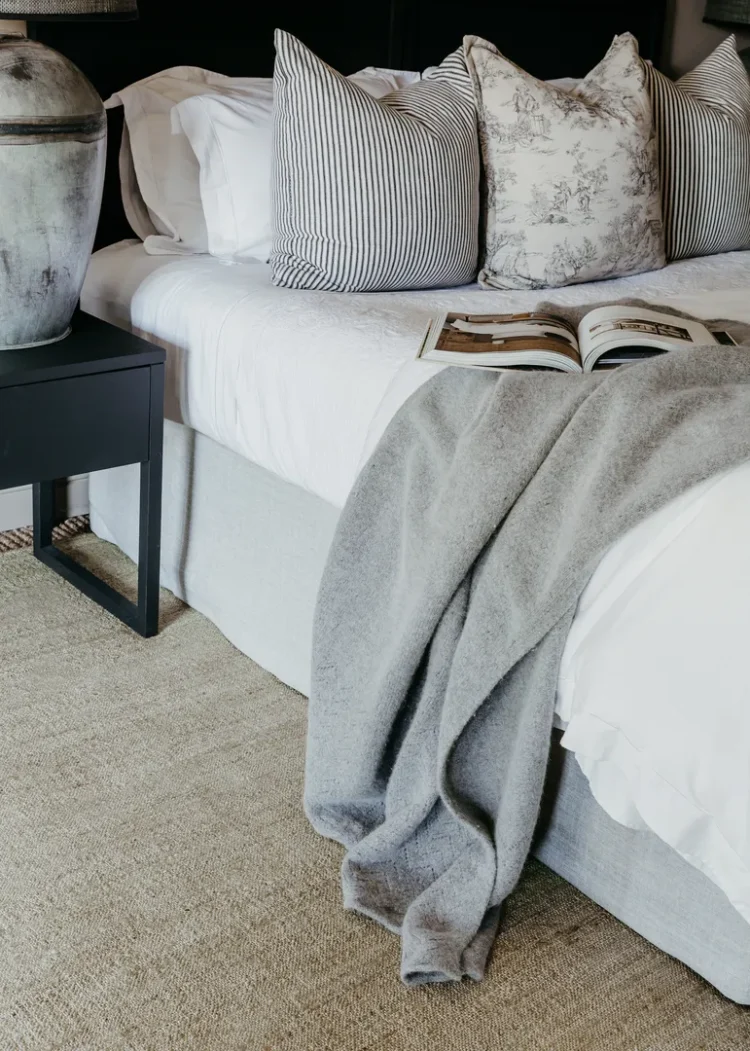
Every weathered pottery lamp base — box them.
[0,32,105,351]
[0,326,72,351]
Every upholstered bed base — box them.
[90,420,339,696]
[89,419,750,1003]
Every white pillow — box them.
[106,66,265,256]
[545,77,582,91]
[174,66,423,264]
[172,80,274,263]
[348,66,422,98]
[107,64,422,261]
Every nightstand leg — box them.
[136,363,164,637]
[32,480,56,552]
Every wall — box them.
[667,0,750,74]
[0,477,89,533]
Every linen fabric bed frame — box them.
[60,0,750,1005]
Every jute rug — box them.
[1,534,748,1051]
[0,514,89,554]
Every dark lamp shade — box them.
[0,0,136,17]
[704,0,750,27]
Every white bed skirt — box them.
[90,419,338,696]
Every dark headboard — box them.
[388,0,667,77]
[37,0,668,248]
[39,0,668,95]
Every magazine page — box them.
[579,305,716,370]
[419,312,582,371]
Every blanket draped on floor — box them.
[305,310,750,986]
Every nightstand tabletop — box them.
[0,310,165,389]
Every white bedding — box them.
[83,241,750,922]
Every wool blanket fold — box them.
[304,307,750,986]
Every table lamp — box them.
[704,0,750,73]
[0,1,137,351]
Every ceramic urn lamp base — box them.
[0,31,106,350]
[0,0,137,351]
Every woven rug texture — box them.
[0,533,748,1051]
[0,515,89,554]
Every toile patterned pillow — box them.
[465,33,666,290]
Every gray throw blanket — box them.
[305,308,750,986]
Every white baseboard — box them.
[0,475,89,532]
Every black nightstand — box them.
[0,311,165,637]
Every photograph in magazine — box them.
[417,305,730,373]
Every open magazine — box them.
[417,305,736,373]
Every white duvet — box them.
[83,242,750,922]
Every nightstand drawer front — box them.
[0,368,151,488]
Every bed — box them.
[82,241,750,1002]
[69,0,750,1003]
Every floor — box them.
[0,529,748,1050]
[0,514,89,554]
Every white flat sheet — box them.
[83,241,750,508]
[83,242,750,922]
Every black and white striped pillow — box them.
[271,31,479,292]
[644,36,750,261]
